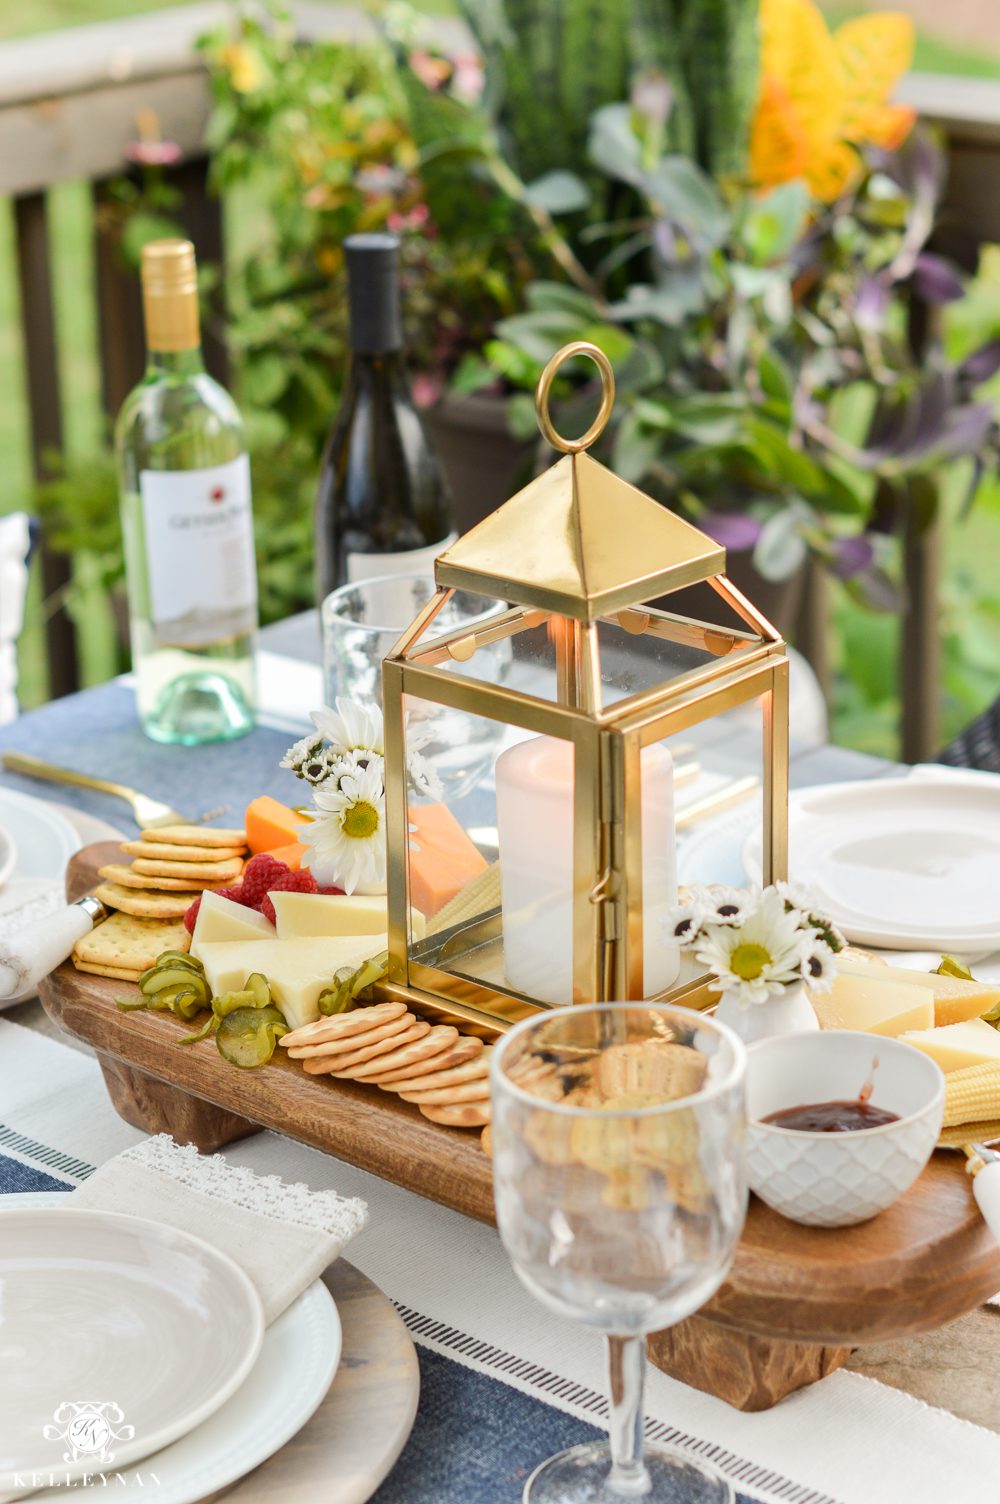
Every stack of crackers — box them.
[72,825,248,984]
[279,1000,491,1128]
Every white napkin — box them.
[68,1135,368,1323]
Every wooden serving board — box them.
[40,843,1000,1413]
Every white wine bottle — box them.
[314,233,455,599]
[116,239,258,744]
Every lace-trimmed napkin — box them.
[68,1135,368,1323]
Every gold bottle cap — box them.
[141,239,200,353]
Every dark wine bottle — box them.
[314,233,455,600]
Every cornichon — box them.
[317,950,390,1016]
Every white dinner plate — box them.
[0,1205,265,1491]
[0,786,81,881]
[742,772,1000,950]
[0,823,16,890]
[0,1193,341,1504]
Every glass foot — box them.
[144,672,254,745]
[523,1440,733,1504]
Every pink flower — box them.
[126,140,182,166]
[409,50,451,91]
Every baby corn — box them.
[942,1061,1000,1128]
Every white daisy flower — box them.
[701,884,757,926]
[299,761,387,896]
[775,880,846,953]
[663,896,709,944]
[696,889,809,1006]
[407,747,443,802]
[800,936,838,993]
[311,698,384,759]
[280,731,326,780]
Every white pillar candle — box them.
[495,735,679,1006]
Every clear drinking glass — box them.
[321,573,512,799]
[491,1003,747,1504]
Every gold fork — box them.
[1,752,229,830]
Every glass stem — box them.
[605,1333,651,1496]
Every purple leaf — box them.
[959,339,1000,389]
[831,534,874,579]
[852,274,890,331]
[911,253,964,304]
[697,513,762,551]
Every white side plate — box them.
[0,1205,265,1491]
[0,788,81,881]
[743,773,1000,949]
[0,823,17,891]
[0,1192,341,1504]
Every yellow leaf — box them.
[758,0,845,153]
[836,14,915,143]
[850,102,917,151]
[750,75,810,189]
[805,139,862,203]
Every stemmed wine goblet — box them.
[490,1003,747,1503]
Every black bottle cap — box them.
[344,233,403,354]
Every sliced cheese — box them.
[191,890,276,960]
[808,970,934,1037]
[408,803,487,918]
[196,934,387,1030]
[899,1016,1000,1072]
[270,891,426,941]
[838,957,1000,1026]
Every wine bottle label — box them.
[139,454,258,646]
[346,532,458,584]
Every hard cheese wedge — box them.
[270,891,425,941]
[408,804,487,918]
[899,1016,1000,1072]
[838,957,1000,1026]
[191,891,276,960]
[196,934,387,1030]
[808,970,934,1036]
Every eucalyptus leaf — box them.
[522,170,592,215]
[641,157,729,245]
[587,103,644,188]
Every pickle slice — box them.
[937,954,974,981]
[216,1005,289,1068]
[142,966,207,996]
[212,989,256,1019]
[156,950,204,972]
[245,972,272,1009]
[178,1014,219,1045]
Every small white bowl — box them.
[746,1030,945,1227]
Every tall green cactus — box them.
[457,0,759,184]
[630,0,760,179]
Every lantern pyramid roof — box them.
[435,450,726,623]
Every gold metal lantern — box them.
[380,341,789,1037]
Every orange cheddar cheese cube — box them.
[408,803,487,917]
[246,796,305,855]
[266,840,308,871]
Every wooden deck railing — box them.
[2,5,999,759]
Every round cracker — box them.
[287,1012,415,1059]
[480,1124,492,1156]
[142,826,248,847]
[280,1001,409,1049]
[330,1024,458,1080]
[94,882,200,919]
[303,1021,431,1075]
[378,1051,491,1095]
[97,864,232,892]
[419,1100,491,1127]
[398,1080,491,1105]
[132,855,244,881]
[120,839,246,863]
[371,1036,484,1086]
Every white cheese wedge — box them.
[270,890,426,941]
[191,891,276,961]
[899,1016,1000,1072]
[807,970,934,1036]
[196,934,388,1030]
[838,957,1000,1027]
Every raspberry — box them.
[183,895,202,935]
[259,866,319,926]
[214,884,252,906]
[237,853,292,910]
[319,885,345,895]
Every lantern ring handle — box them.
[535,341,615,454]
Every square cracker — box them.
[74,910,191,972]
[131,855,244,881]
[142,826,247,847]
[120,840,246,863]
[95,882,201,919]
[98,864,233,892]
[73,960,143,982]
